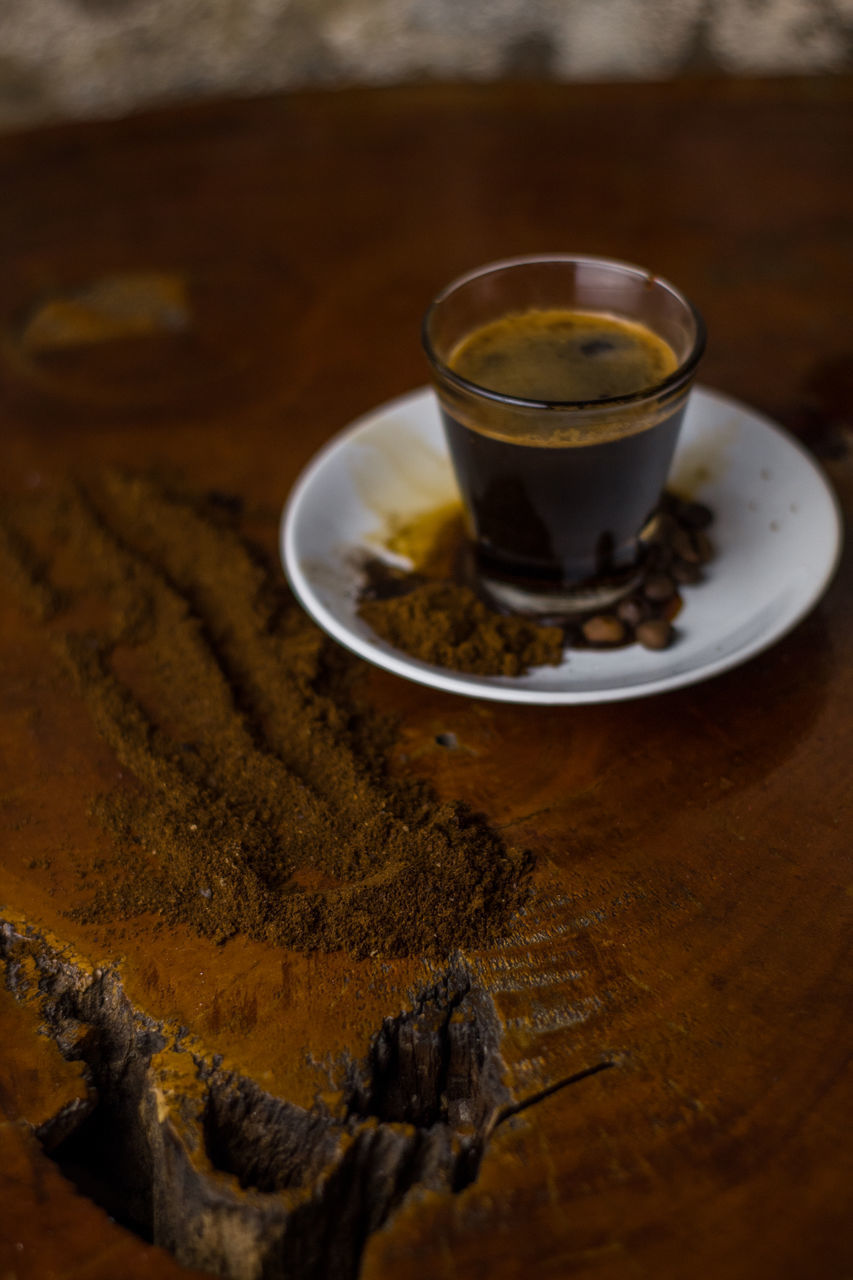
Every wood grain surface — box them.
[0,78,851,1280]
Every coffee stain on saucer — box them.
[349,417,460,556]
[383,500,467,571]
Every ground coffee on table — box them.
[1,472,533,958]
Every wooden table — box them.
[1,78,851,1280]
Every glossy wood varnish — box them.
[0,79,851,1279]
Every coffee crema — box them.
[449,308,678,408]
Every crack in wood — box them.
[1,925,518,1279]
[496,1060,616,1126]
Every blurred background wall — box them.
[0,0,851,131]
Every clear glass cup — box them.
[422,254,706,616]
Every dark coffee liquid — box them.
[443,309,684,590]
[441,405,686,586]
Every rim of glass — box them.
[421,253,707,412]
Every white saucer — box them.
[281,386,842,705]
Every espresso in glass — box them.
[422,256,706,616]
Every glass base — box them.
[478,565,643,620]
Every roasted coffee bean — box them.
[643,572,676,602]
[636,618,673,649]
[582,614,626,645]
[617,595,648,626]
[641,511,677,545]
[643,544,672,574]
[681,501,713,529]
[692,530,714,563]
[571,491,713,654]
[672,559,702,585]
[672,527,701,563]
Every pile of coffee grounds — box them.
[0,473,533,958]
[361,581,564,676]
[358,494,714,672]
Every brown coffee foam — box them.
[437,391,686,448]
[449,308,677,405]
